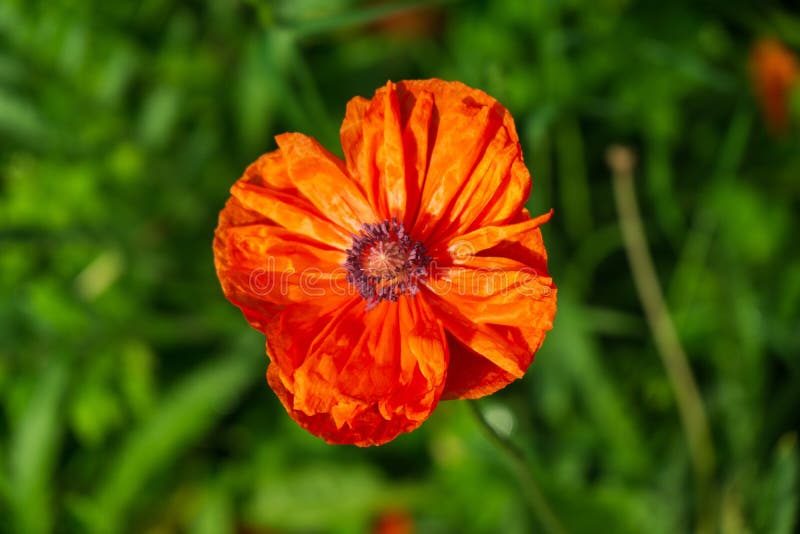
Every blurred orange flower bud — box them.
[372,509,414,534]
[369,1,444,40]
[749,38,799,135]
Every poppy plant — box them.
[213,79,557,446]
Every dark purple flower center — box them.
[344,218,431,308]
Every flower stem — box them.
[468,401,567,534]
[608,146,717,533]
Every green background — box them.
[1,0,799,532]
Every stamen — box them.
[344,218,431,308]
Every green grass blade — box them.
[9,360,69,534]
[82,346,261,534]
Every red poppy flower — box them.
[750,38,799,135]
[213,79,557,446]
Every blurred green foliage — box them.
[1,0,799,532]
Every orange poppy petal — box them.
[393,80,530,244]
[422,286,554,398]
[423,210,556,399]
[213,213,347,331]
[265,295,448,446]
[434,209,552,271]
[428,262,554,326]
[397,88,435,230]
[340,96,378,211]
[276,132,377,235]
[421,287,529,378]
[340,83,410,221]
[230,151,352,249]
[268,364,430,447]
[441,334,516,400]
[340,82,435,228]
[422,114,529,245]
[340,80,530,243]
[243,147,297,192]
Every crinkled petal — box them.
[229,150,352,249]
[428,261,553,325]
[398,80,530,244]
[424,210,557,399]
[341,83,407,222]
[216,142,375,330]
[213,211,347,331]
[243,148,297,192]
[433,210,552,270]
[265,295,448,446]
[421,287,530,378]
[397,88,435,230]
[441,333,517,400]
[340,79,529,243]
[276,132,377,235]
